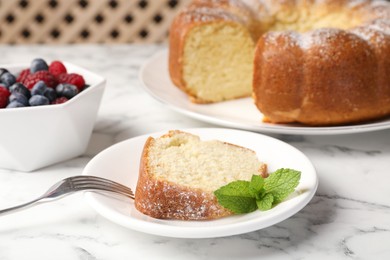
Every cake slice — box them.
[135,130,267,220]
[169,2,256,103]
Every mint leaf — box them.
[214,180,257,214]
[249,175,264,198]
[213,169,301,214]
[256,193,274,211]
[264,168,301,204]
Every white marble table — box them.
[0,45,389,260]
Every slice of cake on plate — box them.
[135,130,267,220]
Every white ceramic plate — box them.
[83,128,318,238]
[139,50,390,135]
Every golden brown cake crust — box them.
[253,29,390,125]
[135,136,232,220]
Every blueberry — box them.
[0,68,9,78]
[9,82,31,99]
[9,92,29,105]
[30,58,48,73]
[29,95,49,106]
[7,101,27,108]
[0,72,16,87]
[55,83,65,95]
[56,83,78,99]
[44,87,57,102]
[31,80,47,96]
[63,84,79,99]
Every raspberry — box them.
[0,87,10,108]
[23,71,57,89]
[49,61,67,76]
[52,97,68,104]
[57,73,85,90]
[17,68,31,83]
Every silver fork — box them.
[0,175,135,216]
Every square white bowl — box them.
[0,62,106,171]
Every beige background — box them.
[0,0,191,44]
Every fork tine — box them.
[68,176,135,198]
[74,185,135,199]
[69,176,129,187]
[71,176,128,186]
[70,177,134,194]
[73,182,135,196]
[67,175,129,187]
[68,175,117,182]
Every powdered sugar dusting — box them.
[264,31,300,49]
[352,25,388,47]
[367,20,390,35]
[259,0,389,49]
[346,0,369,8]
[136,177,230,220]
[265,25,388,51]
[181,6,243,24]
[370,0,390,8]
[196,0,250,9]
[299,28,344,50]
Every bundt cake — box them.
[169,0,390,125]
[134,130,267,220]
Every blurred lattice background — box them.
[0,0,190,44]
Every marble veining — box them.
[0,45,390,260]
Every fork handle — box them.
[0,197,43,216]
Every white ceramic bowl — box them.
[0,62,106,171]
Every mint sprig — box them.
[256,193,274,211]
[264,168,301,204]
[213,181,257,214]
[214,168,301,214]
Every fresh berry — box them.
[23,71,57,89]
[0,87,10,108]
[52,97,68,104]
[62,84,79,99]
[1,72,16,88]
[30,58,48,73]
[7,101,26,108]
[55,83,64,95]
[17,68,31,83]
[56,83,78,99]
[44,88,57,102]
[9,83,31,99]
[1,59,87,109]
[9,92,29,106]
[29,95,49,106]
[0,68,9,78]
[57,73,85,90]
[49,61,67,76]
[31,81,47,96]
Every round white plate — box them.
[139,50,390,135]
[83,128,318,238]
